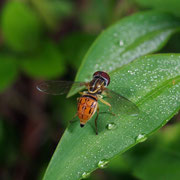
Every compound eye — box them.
[93,71,110,86]
[93,71,101,77]
[101,72,110,86]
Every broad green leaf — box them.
[134,0,180,17]
[21,41,65,79]
[43,54,180,180]
[106,122,180,179]
[1,1,43,52]
[68,11,180,97]
[0,54,18,92]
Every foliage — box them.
[1,1,43,52]
[68,11,180,97]
[0,0,180,180]
[44,53,180,180]
[135,0,180,17]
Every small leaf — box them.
[31,0,73,29]
[1,1,43,52]
[135,0,180,17]
[0,54,18,92]
[68,11,180,97]
[21,41,65,79]
[43,54,180,180]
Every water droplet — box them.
[81,172,90,179]
[135,133,147,143]
[114,33,118,37]
[98,159,109,169]
[119,40,124,46]
[107,123,116,130]
[130,113,138,117]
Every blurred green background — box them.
[0,0,179,180]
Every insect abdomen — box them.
[77,96,97,126]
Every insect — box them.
[37,71,139,135]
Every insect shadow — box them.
[68,111,115,135]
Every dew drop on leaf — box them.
[107,123,116,130]
[119,40,124,46]
[113,33,118,37]
[98,159,109,169]
[135,133,147,143]
[130,113,139,117]
[81,172,90,179]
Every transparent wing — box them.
[36,81,87,95]
[103,88,140,116]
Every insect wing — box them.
[37,81,87,95]
[103,89,139,116]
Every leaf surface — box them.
[1,1,43,52]
[43,54,180,180]
[68,11,180,97]
[0,54,18,92]
[135,0,180,17]
[21,41,65,78]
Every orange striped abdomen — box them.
[77,96,97,126]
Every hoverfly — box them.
[37,71,139,135]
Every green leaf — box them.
[21,41,65,79]
[132,123,180,180]
[134,149,180,180]
[31,0,73,29]
[0,54,18,92]
[59,32,96,69]
[43,54,180,180]
[1,1,43,52]
[106,122,180,179]
[135,0,180,17]
[68,11,180,97]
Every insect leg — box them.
[98,96,115,116]
[79,91,88,95]
[99,97,111,107]
[79,92,83,95]
[95,104,99,135]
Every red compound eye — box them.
[93,71,110,86]
[101,72,110,85]
[93,71,101,77]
